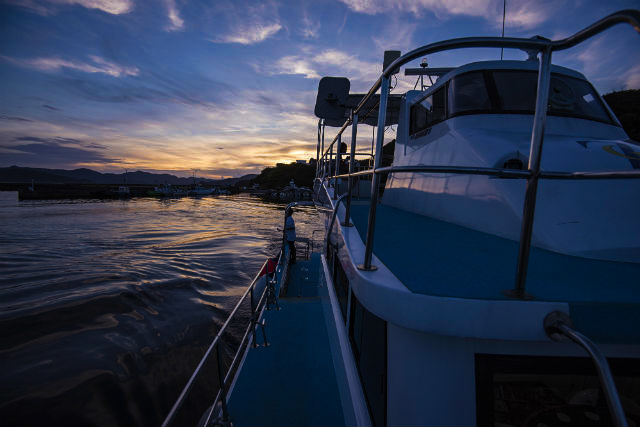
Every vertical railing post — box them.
[328,139,334,183]
[343,111,358,227]
[250,285,258,348]
[359,75,390,271]
[316,120,321,177]
[334,134,341,199]
[215,343,230,423]
[321,120,326,178]
[506,46,553,299]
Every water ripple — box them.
[0,194,320,426]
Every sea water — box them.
[0,193,320,425]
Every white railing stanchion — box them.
[359,75,390,271]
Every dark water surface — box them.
[0,193,320,426]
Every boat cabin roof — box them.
[421,60,588,95]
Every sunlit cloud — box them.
[165,0,184,31]
[209,1,282,45]
[274,56,320,79]
[338,0,561,29]
[271,48,379,86]
[213,22,282,44]
[1,55,139,77]
[51,0,133,14]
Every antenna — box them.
[500,0,506,60]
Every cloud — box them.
[1,55,139,77]
[0,115,33,123]
[213,22,282,45]
[300,14,320,39]
[274,56,320,79]
[338,0,560,29]
[372,16,416,53]
[272,48,379,84]
[165,0,184,31]
[210,2,282,45]
[14,136,108,149]
[1,135,118,167]
[49,0,133,14]
[56,73,230,107]
[624,64,640,89]
[562,31,640,92]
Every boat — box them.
[162,10,640,427]
[147,184,187,197]
[188,184,216,196]
[116,186,130,197]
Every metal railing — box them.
[544,312,629,426]
[162,248,286,427]
[314,9,640,298]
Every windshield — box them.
[447,70,614,124]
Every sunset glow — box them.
[1,0,639,177]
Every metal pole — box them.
[334,134,341,199]
[359,75,390,271]
[215,343,230,423]
[321,120,326,178]
[506,46,552,299]
[329,137,333,183]
[316,120,321,177]
[343,111,358,227]
[544,312,628,427]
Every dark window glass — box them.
[410,87,447,136]
[492,71,538,111]
[448,71,491,114]
[333,253,349,322]
[547,75,612,122]
[350,294,387,426]
[410,101,429,135]
[476,354,640,427]
[447,70,614,125]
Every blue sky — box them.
[1,0,639,177]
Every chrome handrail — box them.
[316,9,640,162]
[162,255,275,427]
[544,312,629,427]
[314,9,640,293]
[316,9,639,163]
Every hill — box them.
[252,162,316,189]
[0,166,255,186]
[603,89,640,141]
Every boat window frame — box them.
[475,353,640,427]
[444,69,618,126]
[409,83,449,139]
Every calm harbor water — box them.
[0,193,321,426]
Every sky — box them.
[1,0,639,178]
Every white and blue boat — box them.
[163,10,640,427]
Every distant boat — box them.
[116,186,130,197]
[188,184,216,196]
[147,184,186,197]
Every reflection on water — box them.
[0,194,320,426]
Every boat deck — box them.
[349,202,640,342]
[226,253,345,426]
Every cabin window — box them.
[448,71,491,115]
[350,293,387,426]
[475,354,640,427]
[492,71,538,111]
[410,86,447,136]
[491,71,613,123]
